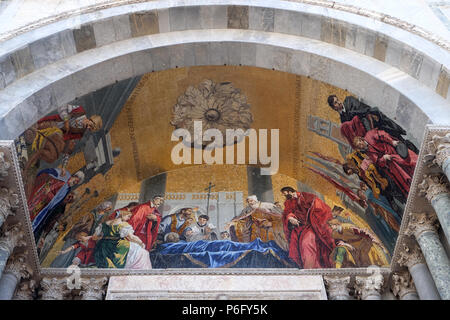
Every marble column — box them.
[398,242,441,300]
[354,273,384,300]
[407,212,450,300]
[0,223,25,278]
[323,276,351,300]
[391,270,419,300]
[0,187,18,228]
[13,279,36,300]
[429,133,450,181]
[38,277,70,300]
[80,277,108,300]
[0,252,32,300]
[418,175,450,245]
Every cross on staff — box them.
[204,182,215,216]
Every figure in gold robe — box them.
[328,219,386,268]
[228,195,288,251]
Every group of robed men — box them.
[328,95,418,213]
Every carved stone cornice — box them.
[0,223,26,254]
[0,187,19,223]
[397,242,426,269]
[323,276,351,300]
[4,251,33,281]
[428,133,450,168]
[391,271,417,299]
[418,174,450,202]
[13,279,36,300]
[79,277,108,300]
[405,212,439,239]
[0,152,10,180]
[354,273,384,300]
[38,277,71,300]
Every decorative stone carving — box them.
[39,277,70,300]
[391,271,417,299]
[0,152,10,180]
[0,187,19,226]
[323,276,351,300]
[397,243,425,269]
[79,277,108,300]
[429,133,450,168]
[418,174,450,202]
[13,279,36,300]
[0,223,26,254]
[354,273,384,300]
[4,251,33,280]
[170,79,253,147]
[406,212,439,239]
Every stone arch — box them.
[0,1,449,144]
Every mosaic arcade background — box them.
[13,66,418,270]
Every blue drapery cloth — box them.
[32,168,71,232]
[151,239,293,268]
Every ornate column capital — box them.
[323,276,351,300]
[4,251,33,281]
[428,133,450,167]
[0,223,26,254]
[391,271,417,299]
[79,277,108,300]
[418,174,450,202]
[13,279,36,300]
[406,212,439,239]
[0,152,11,180]
[0,187,19,223]
[354,273,384,300]
[39,277,71,300]
[397,243,426,269]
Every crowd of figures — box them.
[36,188,389,270]
[15,104,103,237]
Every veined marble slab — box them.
[106,274,327,300]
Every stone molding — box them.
[391,271,417,299]
[323,276,351,300]
[13,279,36,300]
[0,223,26,255]
[38,277,71,300]
[354,273,384,300]
[406,212,439,239]
[4,251,33,281]
[397,242,426,269]
[428,132,450,168]
[0,152,10,180]
[0,187,19,223]
[0,0,448,52]
[418,174,450,202]
[80,277,108,300]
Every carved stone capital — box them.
[354,274,384,300]
[4,251,33,281]
[391,271,417,299]
[418,174,450,202]
[13,279,36,300]
[323,276,351,300]
[430,133,450,167]
[79,277,108,300]
[406,212,439,239]
[0,187,19,222]
[39,277,70,300]
[0,152,11,180]
[0,223,26,254]
[397,242,426,269]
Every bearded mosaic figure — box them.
[171,79,254,147]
